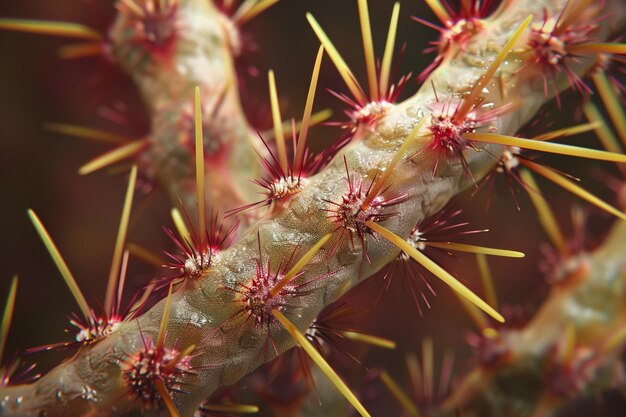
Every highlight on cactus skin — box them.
[1,0,626,416]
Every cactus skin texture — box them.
[0,0,626,416]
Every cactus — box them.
[0,0,625,416]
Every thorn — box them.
[272,309,372,417]
[154,379,181,417]
[0,19,103,40]
[531,122,600,141]
[45,123,131,145]
[380,371,422,417]
[405,353,423,398]
[357,0,379,101]
[455,15,532,121]
[195,87,207,247]
[105,166,137,316]
[231,0,257,22]
[117,250,130,313]
[268,70,288,174]
[294,45,324,174]
[262,109,332,141]
[583,101,624,155]
[79,139,148,175]
[157,283,174,350]
[519,169,570,256]
[423,242,525,258]
[380,3,401,96]
[423,0,452,26]
[341,331,396,349]
[234,0,280,25]
[521,159,626,221]
[0,276,18,362]
[295,109,332,137]
[603,324,626,354]
[476,254,498,311]
[126,243,165,268]
[163,344,196,373]
[361,117,428,210]
[307,13,367,105]
[28,209,91,320]
[366,220,504,322]
[201,403,260,413]
[270,233,332,297]
[171,208,192,245]
[592,71,626,147]
[423,338,433,402]
[558,324,576,363]
[58,42,105,59]
[566,42,626,55]
[465,132,626,163]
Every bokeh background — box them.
[0,1,624,415]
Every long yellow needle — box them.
[361,118,428,210]
[424,241,525,258]
[104,166,137,315]
[273,310,371,417]
[157,283,174,350]
[380,371,421,417]
[270,233,332,297]
[0,19,103,40]
[45,123,131,144]
[171,208,192,244]
[28,210,91,320]
[519,169,569,256]
[357,0,378,101]
[194,87,207,246]
[583,102,624,154]
[531,123,600,141]
[268,70,288,173]
[593,72,626,147]
[521,159,626,221]
[294,45,324,174]
[0,276,18,362]
[202,404,259,413]
[455,16,532,121]
[566,43,626,55]
[155,379,181,417]
[79,139,148,175]
[366,221,504,322]
[307,13,367,104]
[235,0,280,25]
[466,132,626,163]
[58,42,105,59]
[476,254,498,311]
[380,3,401,96]
[424,0,451,25]
[342,331,396,349]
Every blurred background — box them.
[0,1,624,415]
